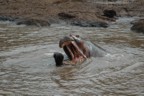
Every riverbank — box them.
[0,0,143,26]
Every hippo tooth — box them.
[71,41,87,59]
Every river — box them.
[0,17,144,96]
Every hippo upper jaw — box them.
[59,36,74,48]
[59,36,87,64]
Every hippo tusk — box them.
[71,41,87,59]
[66,45,74,60]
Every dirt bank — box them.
[0,0,143,25]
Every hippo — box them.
[54,35,107,66]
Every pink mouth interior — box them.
[62,41,86,64]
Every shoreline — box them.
[0,0,143,27]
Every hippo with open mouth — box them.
[54,35,107,66]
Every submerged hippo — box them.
[54,35,107,66]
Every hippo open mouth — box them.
[59,35,87,64]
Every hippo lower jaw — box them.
[62,41,87,64]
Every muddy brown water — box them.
[0,18,144,96]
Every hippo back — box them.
[85,41,107,57]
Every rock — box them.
[0,16,50,27]
[0,16,18,21]
[16,19,50,27]
[96,15,116,22]
[131,19,144,33]
[71,19,108,28]
[103,10,117,18]
[58,12,76,19]
[57,12,108,28]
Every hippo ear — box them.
[75,35,80,38]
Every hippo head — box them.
[59,35,89,64]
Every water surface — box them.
[0,18,144,96]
